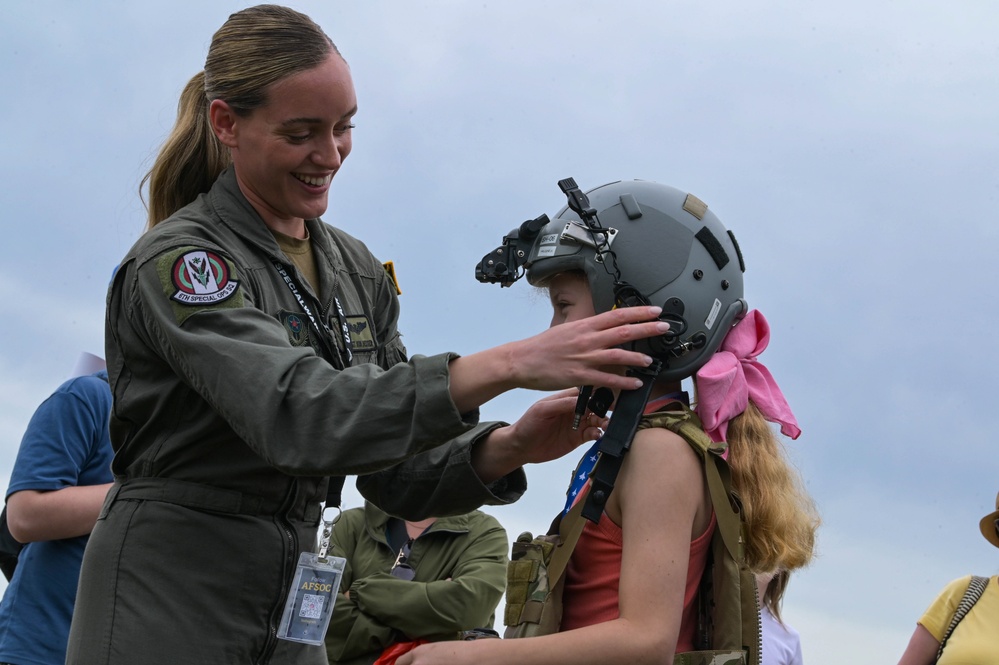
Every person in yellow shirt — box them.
[896,492,999,664]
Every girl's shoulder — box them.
[611,420,710,535]
[630,424,704,468]
[620,426,706,499]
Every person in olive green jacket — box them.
[67,6,669,665]
[325,502,507,665]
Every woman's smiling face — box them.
[218,52,357,232]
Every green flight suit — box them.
[66,169,526,665]
[325,502,508,665]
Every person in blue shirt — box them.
[0,368,114,665]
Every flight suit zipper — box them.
[256,481,304,664]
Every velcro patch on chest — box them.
[345,315,376,351]
[278,310,311,347]
[157,247,244,325]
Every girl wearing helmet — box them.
[399,179,819,665]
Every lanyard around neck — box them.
[271,259,353,364]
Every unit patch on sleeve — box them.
[156,247,244,325]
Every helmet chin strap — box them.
[581,359,662,524]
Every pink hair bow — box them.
[694,310,801,443]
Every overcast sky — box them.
[2,1,998,662]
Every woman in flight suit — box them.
[65,6,669,665]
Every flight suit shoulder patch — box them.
[156,247,244,325]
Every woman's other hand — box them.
[471,389,606,484]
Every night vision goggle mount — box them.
[472,213,548,288]
[474,178,612,288]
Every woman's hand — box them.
[505,306,666,392]
[448,306,667,414]
[471,389,606,484]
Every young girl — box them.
[399,179,819,665]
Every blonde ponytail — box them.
[141,72,229,229]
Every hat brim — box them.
[980,510,999,548]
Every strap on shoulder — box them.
[936,575,990,661]
[581,362,661,523]
[546,486,590,585]
[640,406,745,561]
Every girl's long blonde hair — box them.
[724,401,819,573]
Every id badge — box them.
[276,551,346,645]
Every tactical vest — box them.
[640,405,761,665]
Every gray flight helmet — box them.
[524,179,748,382]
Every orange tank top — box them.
[559,507,716,651]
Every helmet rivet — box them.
[517,250,525,258]
[721,279,730,290]
[487,260,494,266]
[693,269,703,281]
